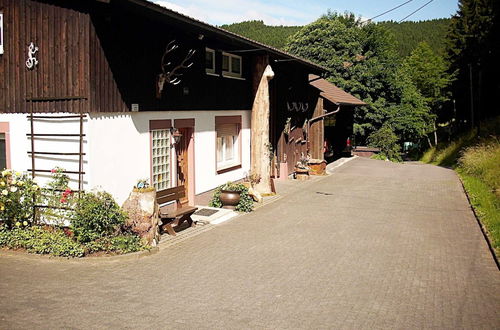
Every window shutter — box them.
[216,123,238,137]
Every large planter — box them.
[122,189,160,246]
[308,159,327,175]
[219,190,241,209]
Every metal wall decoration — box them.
[156,40,196,98]
[26,42,38,69]
[287,102,309,113]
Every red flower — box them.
[51,168,57,173]
[60,197,67,203]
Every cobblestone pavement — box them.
[1,158,499,329]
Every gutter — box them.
[306,105,341,155]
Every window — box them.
[222,52,242,78]
[205,48,215,74]
[215,116,241,172]
[0,133,6,170]
[0,13,4,54]
[151,129,171,191]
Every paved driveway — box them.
[1,157,499,329]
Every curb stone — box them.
[0,246,159,264]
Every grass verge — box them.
[458,170,500,259]
[420,117,500,262]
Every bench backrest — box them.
[156,185,186,206]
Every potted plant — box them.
[294,153,310,180]
[209,182,254,212]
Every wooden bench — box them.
[156,185,197,236]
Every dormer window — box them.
[205,48,215,74]
[222,52,242,78]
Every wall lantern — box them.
[0,13,4,55]
[171,127,183,144]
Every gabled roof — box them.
[309,74,366,106]
[126,0,327,72]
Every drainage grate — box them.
[194,208,219,217]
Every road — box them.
[1,157,499,329]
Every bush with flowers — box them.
[0,168,146,257]
[0,169,40,228]
[41,167,76,225]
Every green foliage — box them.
[285,11,434,151]
[285,12,401,143]
[72,191,127,243]
[0,170,40,228]
[446,0,500,122]
[459,138,500,198]
[83,234,146,255]
[0,225,85,258]
[220,20,301,49]
[379,19,451,58]
[209,182,254,212]
[458,171,500,258]
[367,125,402,162]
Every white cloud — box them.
[152,0,316,26]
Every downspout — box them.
[306,104,341,155]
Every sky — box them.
[152,0,459,26]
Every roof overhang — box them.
[126,0,328,73]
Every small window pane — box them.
[217,137,223,163]
[222,55,229,71]
[231,57,241,74]
[225,136,234,160]
[205,50,214,69]
[151,129,170,191]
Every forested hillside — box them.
[380,19,450,57]
[221,18,451,58]
[220,20,301,49]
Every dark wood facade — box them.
[1,0,323,114]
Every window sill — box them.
[217,164,242,174]
[206,72,219,77]
[221,74,245,81]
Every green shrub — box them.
[83,234,145,254]
[0,225,85,257]
[209,182,254,212]
[367,125,402,162]
[459,138,500,198]
[0,170,41,228]
[72,191,127,243]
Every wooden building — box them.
[0,0,333,204]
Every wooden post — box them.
[251,56,274,195]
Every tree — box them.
[401,42,453,145]
[285,12,432,149]
[447,0,500,126]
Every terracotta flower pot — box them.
[220,190,241,209]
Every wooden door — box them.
[176,127,190,204]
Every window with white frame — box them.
[216,122,240,170]
[205,48,215,74]
[0,13,4,55]
[222,52,242,78]
[151,129,171,191]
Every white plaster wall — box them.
[0,111,251,205]
[0,113,89,190]
[88,110,251,205]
